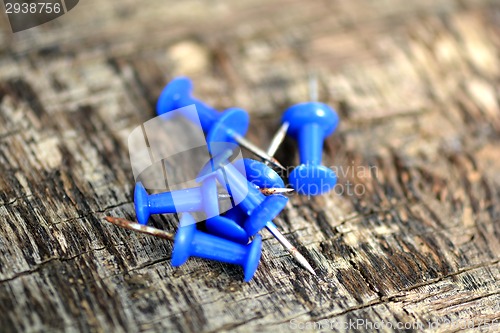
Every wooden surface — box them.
[1,0,499,332]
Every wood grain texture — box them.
[0,0,499,332]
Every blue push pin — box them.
[225,158,287,224]
[267,75,339,196]
[134,180,248,244]
[156,77,284,169]
[282,102,339,195]
[134,181,219,225]
[198,153,315,275]
[103,215,258,281]
[172,214,262,282]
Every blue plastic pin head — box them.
[234,158,285,189]
[282,102,339,196]
[134,176,219,225]
[184,153,250,242]
[156,77,249,145]
[134,182,152,225]
[199,152,288,236]
[156,77,193,115]
[224,158,285,226]
[172,214,262,282]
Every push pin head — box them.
[283,102,339,140]
[235,160,294,195]
[234,158,285,189]
[282,102,339,195]
[157,76,193,114]
[206,107,249,146]
[172,214,262,282]
[233,158,290,235]
[134,182,152,225]
[224,158,288,226]
[134,175,220,225]
[135,180,248,243]
[198,152,289,236]
[156,77,249,146]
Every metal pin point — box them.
[105,216,175,241]
[260,187,295,195]
[261,202,316,275]
[265,122,289,160]
[266,73,319,159]
[226,188,294,197]
[265,223,316,275]
[222,188,294,197]
[231,132,286,171]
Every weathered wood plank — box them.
[0,0,499,332]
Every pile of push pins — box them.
[105,76,339,282]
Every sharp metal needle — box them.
[105,216,316,276]
[260,187,295,195]
[231,131,286,171]
[265,222,316,275]
[266,122,289,159]
[265,73,319,160]
[261,214,316,275]
[222,188,294,198]
[105,216,175,241]
[139,189,288,201]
